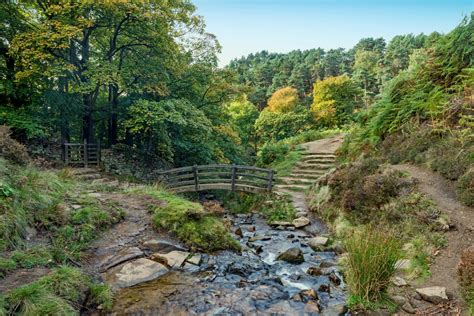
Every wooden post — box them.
[64,143,69,166]
[97,140,101,165]
[84,139,88,168]
[231,164,236,191]
[193,165,198,191]
[267,170,274,191]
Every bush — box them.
[0,125,29,165]
[257,142,290,166]
[457,168,474,207]
[345,227,401,307]
[458,246,474,315]
[427,137,471,180]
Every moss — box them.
[130,186,239,252]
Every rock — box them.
[401,302,416,314]
[249,235,271,242]
[318,284,330,293]
[247,225,256,232]
[88,192,102,198]
[113,258,168,288]
[186,254,201,265]
[277,247,304,264]
[396,259,411,270]
[392,276,408,287]
[389,295,406,306]
[292,217,310,228]
[71,204,82,210]
[152,250,189,269]
[300,289,318,301]
[321,302,347,315]
[329,272,341,286]
[142,239,186,253]
[269,221,292,227]
[305,301,320,314]
[99,247,144,271]
[307,237,329,251]
[416,286,448,304]
[307,267,323,276]
[319,260,336,268]
[295,211,308,217]
[235,227,243,237]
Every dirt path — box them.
[392,164,474,304]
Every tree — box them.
[311,75,362,126]
[267,87,299,113]
[226,97,259,146]
[352,50,381,106]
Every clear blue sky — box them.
[193,0,473,66]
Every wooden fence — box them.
[63,140,100,167]
[157,164,274,193]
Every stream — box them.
[100,209,347,315]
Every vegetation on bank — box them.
[130,186,240,252]
[0,266,112,315]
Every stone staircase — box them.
[274,151,336,194]
[72,168,122,188]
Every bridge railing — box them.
[157,164,275,193]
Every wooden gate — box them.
[63,140,100,167]
[158,164,275,193]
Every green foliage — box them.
[345,227,401,307]
[225,97,259,146]
[130,186,239,252]
[89,283,114,311]
[3,266,111,315]
[11,248,54,269]
[0,257,16,277]
[457,168,474,207]
[311,75,362,126]
[254,108,311,145]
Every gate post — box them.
[64,143,69,166]
[193,165,198,191]
[231,164,236,191]
[267,170,274,191]
[84,139,88,168]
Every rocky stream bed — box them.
[89,209,347,315]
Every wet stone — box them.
[109,258,169,289]
[99,247,144,271]
[416,286,448,304]
[142,239,187,253]
[292,217,311,228]
[152,250,189,269]
[277,247,304,264]
[329,272,341,286]
[307,236,329,251]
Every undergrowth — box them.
[129,185,240,252]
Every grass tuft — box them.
[345,227,401,309]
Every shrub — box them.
[257,142,290,166]
[0,125,29,165]
[456,168,474,207]
[427,137,471,180]
[345,227,401,307]
[458,246,474,315]
[0,258,17,277]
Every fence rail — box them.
[63,140,100,167]
[158,164,274,193]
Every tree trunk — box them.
[108,84,118,146]
[82,94,94,142]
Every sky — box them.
[192,0,473,66]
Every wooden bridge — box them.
[157,164,275,193]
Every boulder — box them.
[395,259,411,271]
[186,254,201,265]
[277,247,304,264]
[114,258,168,288]
[99,247,144,271]
[295,211,308,217]
[152,250,189,269]
[142,239,186,253]
[392,276,408,287]
[307,237,329,251]
[319,260,336,268]
[292,217,310,228]
[415,286,448,304]
[389,295,407,306]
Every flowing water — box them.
[103,211,347,315]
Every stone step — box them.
[295,163,334,170]
[290,168,327,175]
[274,184,309,192]
[300,158,335,164]
[289,172,324,180]
[277,177,316,185]
[78,173,102,180]
[300,152,336,158]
